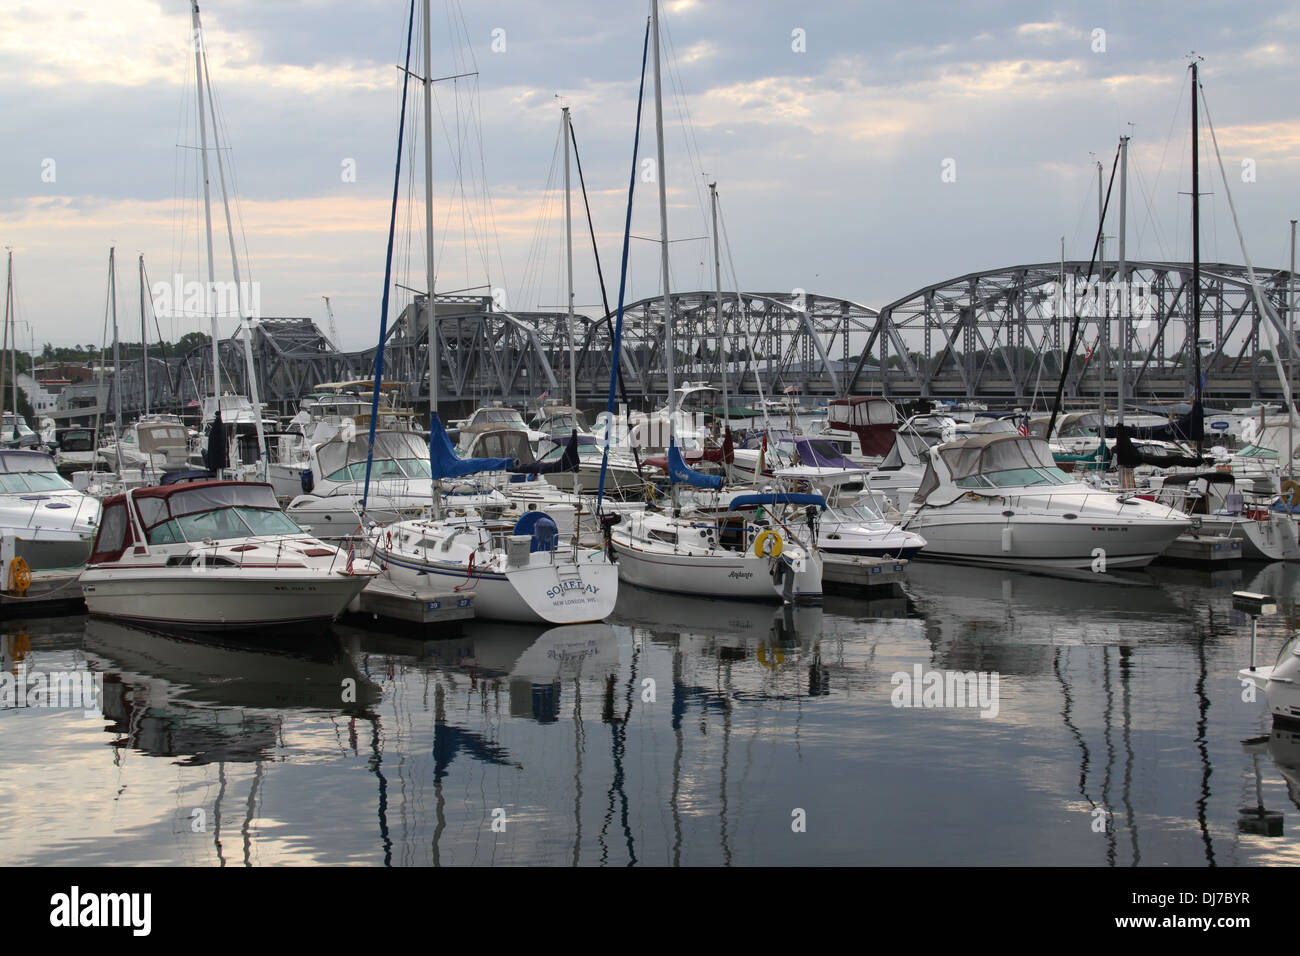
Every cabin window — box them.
[649,529,678,544]
[147,520,184,545]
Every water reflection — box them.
[5,558,1300,865]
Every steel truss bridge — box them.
[101,261,1297,419]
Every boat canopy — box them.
[510,430,579,476]
[938,433,1057,480]
[829,397,895,427]
[317,429,430,481]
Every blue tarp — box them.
[429,413,515,479]
[728,492,827,511]
[668,441,722,490]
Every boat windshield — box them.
[136,484,302,543]
[0,453,73,491]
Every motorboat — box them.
[0,449,101,603]
[79,479,379,630]
[817,396,899,462]
[774,463,926,559]
[285,427,509,535]
[1150,471,1300,561]
[1240,631,1300,724]
[902,433,1191,569]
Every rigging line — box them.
[1048,142,1121,439]
[519,123,564,312]
[361,0,417,511]
[140,260,176,398]
[659,10,711,242]
[1201,83,1297,425]
[571,118,646,481]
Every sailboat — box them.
[359,0,617,625]
[605,0,823,603]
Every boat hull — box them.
[79,568,374,631]
[609,536,823,602]
[379,547,617,625]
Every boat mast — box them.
[422,0,441,518]
[650,0,677,510]
[1191,58,1203,457]
[1096,159,1105,428]
[110,247,122,445]
[139,254,149,418]
[1,250,10,430]
[711,181,728,433]
[562,104,581,497]
[1290,218,1296,477]
[199,41,267,473]
[1117,135,1129,426]
[191,0,221,411]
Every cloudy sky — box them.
[1,0,1297,353]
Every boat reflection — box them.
[83,619,380,764]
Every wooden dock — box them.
[821,554,909,593]
[349,576,476,626]
[1159,534,1243,565]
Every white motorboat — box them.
[79,479,379,630]
[285,428,509,534]
[775,466,926,559]
[903,433,1191,569]
[1150,471,1300,561]
[0,449,101,602]
[1240,631,1300,724]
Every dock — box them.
[348,576,476,626]
[821,554,909,593]
[0,570,85,614]
[1158,534,1243,565]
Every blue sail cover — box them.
[668,440,722,490]
[510,429,580,476]
[429,413,515,478]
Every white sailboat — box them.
[359,0,617,626]
[606,0,823,604]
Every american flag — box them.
[1017,417,1030,437]
[346,547,355,573]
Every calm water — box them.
[3,560,1299,866]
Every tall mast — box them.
[1,250,10,427]
[139,254,149,417]
[563,106,577,413]
[422,0,440,518]
[200,42,267,471]
[110,247,121,436]
[191,1,221,408]
[650,0,676,510]
[1290,218,1296,477]
[711,182,728,429]
[1191,59,1202,456]
[1117,135,1129,425]
[1096,159,1105,423]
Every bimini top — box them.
[91,481,295,563]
